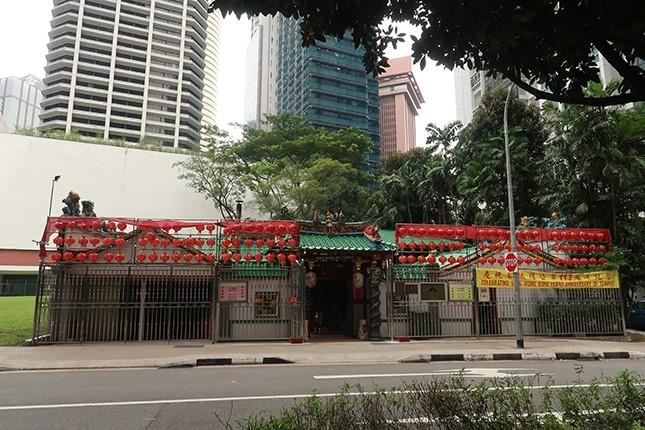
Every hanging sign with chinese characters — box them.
[218,282,248,302]
[475,268,619,289]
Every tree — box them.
[232,114,373,219]
[425,121,462,153]
[537,85,645,306]
[212,1,645,106]
[174,125,244,219]
[453,88,549,225]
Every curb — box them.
[400,351,641,363]
[160,356,293,369]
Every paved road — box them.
[1,360,642,429]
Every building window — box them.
[254,291,280,318]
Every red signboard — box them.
[503,252,519,273]
[218,282,247,302]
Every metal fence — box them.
[32,263,304,344]
[390,289,624,338]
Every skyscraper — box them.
[40,0,220,150]
[0,75,44,132]
[378,56,424,157]
[246,15,381,169]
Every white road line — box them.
[2,382,638,411]
[313,368,546,379]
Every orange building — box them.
[378,56,425,158]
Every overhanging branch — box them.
[504,74,643,106]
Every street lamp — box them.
[48,175,61,217]
[503,85,524,349]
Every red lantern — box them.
[143,232,154,242]
[206,254,216,263]
[287,254,298,264]
[589,257,597,265]
[171,253,181,263]
[427,255,436,264]
[456,228,465,237]
[76,252,87,262]
[278,239,287,248]
[115,238,126,247]
[137,238,147,247]
[221,253,231,263]
[525,257,533,265]
[398,226,409,237]
[195,225,205,233]
[580,257,589,266]
[417,255,426,263]
[103,237,114,247]
[54,221,65,230]
[598,245,606,252]
[599,257,608,265]
[406,255,416,264]
[103,252,113,262]
[149,253,159,262]
[256,239,265,247]
[206,238,216,247]
[497,257,505,265]
[448,242,455,251]
[160,238,170,248]
[436,228,444,237]
[418,241,427,250]
[184,237,196,247]
[478,257,487,265]
[206,224,215,233]
[160,253,170,262]
[277,224,287,235]
[183,253,193,262]
[288,223,299,235]
[195,238,204,247]
[428,243,437,251]
[438,242,445,251]
[448,256,456,264]
[233,253,242,262]
[173,226,182,233]
[408,227,418,237]
[487,257,496,264]
[244,239,254,248]
[117,222,127,231]
[78,236,88,247]
[173,238,183,247]
[90,237,100,246]
[105,221,116,231]
[112,252,124,263]
[438,255,447,264]
[195,254,204,262]
[254,253,263,262]
[232,238,241,247]
[51,252,62,262]
[266,239,276,248]
[88,252,99,262]
[65,237,75,246]
[67,221,77,230]
[408,241,417,250]
[457,256,465,265]
[517,257,525,265]
[244,253,252,262]
[136,252,146,262]
[572,258,580,266]
[277,254,286,264]
[53,236,64,246]
[398,255,406,264]
[287,238,297,248]
[266,253,276,263]
[417,227,427,237]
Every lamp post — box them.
[503,85,524,349]
[48,175,61,217]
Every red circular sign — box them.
[503,252,519,273]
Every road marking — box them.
[313,368,547,380]
[0,367,158,375]
[1,383,637,411]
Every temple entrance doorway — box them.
[306,259,365,339]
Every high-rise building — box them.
[454,53,627,126]
[246,15,381,169]
[201,9,222,144]
[244,15,278,130]
[0,75,44,132]
[378,56,424,158]
[40,0,219,150]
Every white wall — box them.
[0,134,261,250]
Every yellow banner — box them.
[476,268,619,289]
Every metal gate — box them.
[32,263,304,344]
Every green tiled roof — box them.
[300,232,396,252]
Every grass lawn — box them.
[0,296,35,346]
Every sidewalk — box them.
[1,336,644,371]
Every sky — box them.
[0,1,457,145]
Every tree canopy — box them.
[212,0,645,106]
